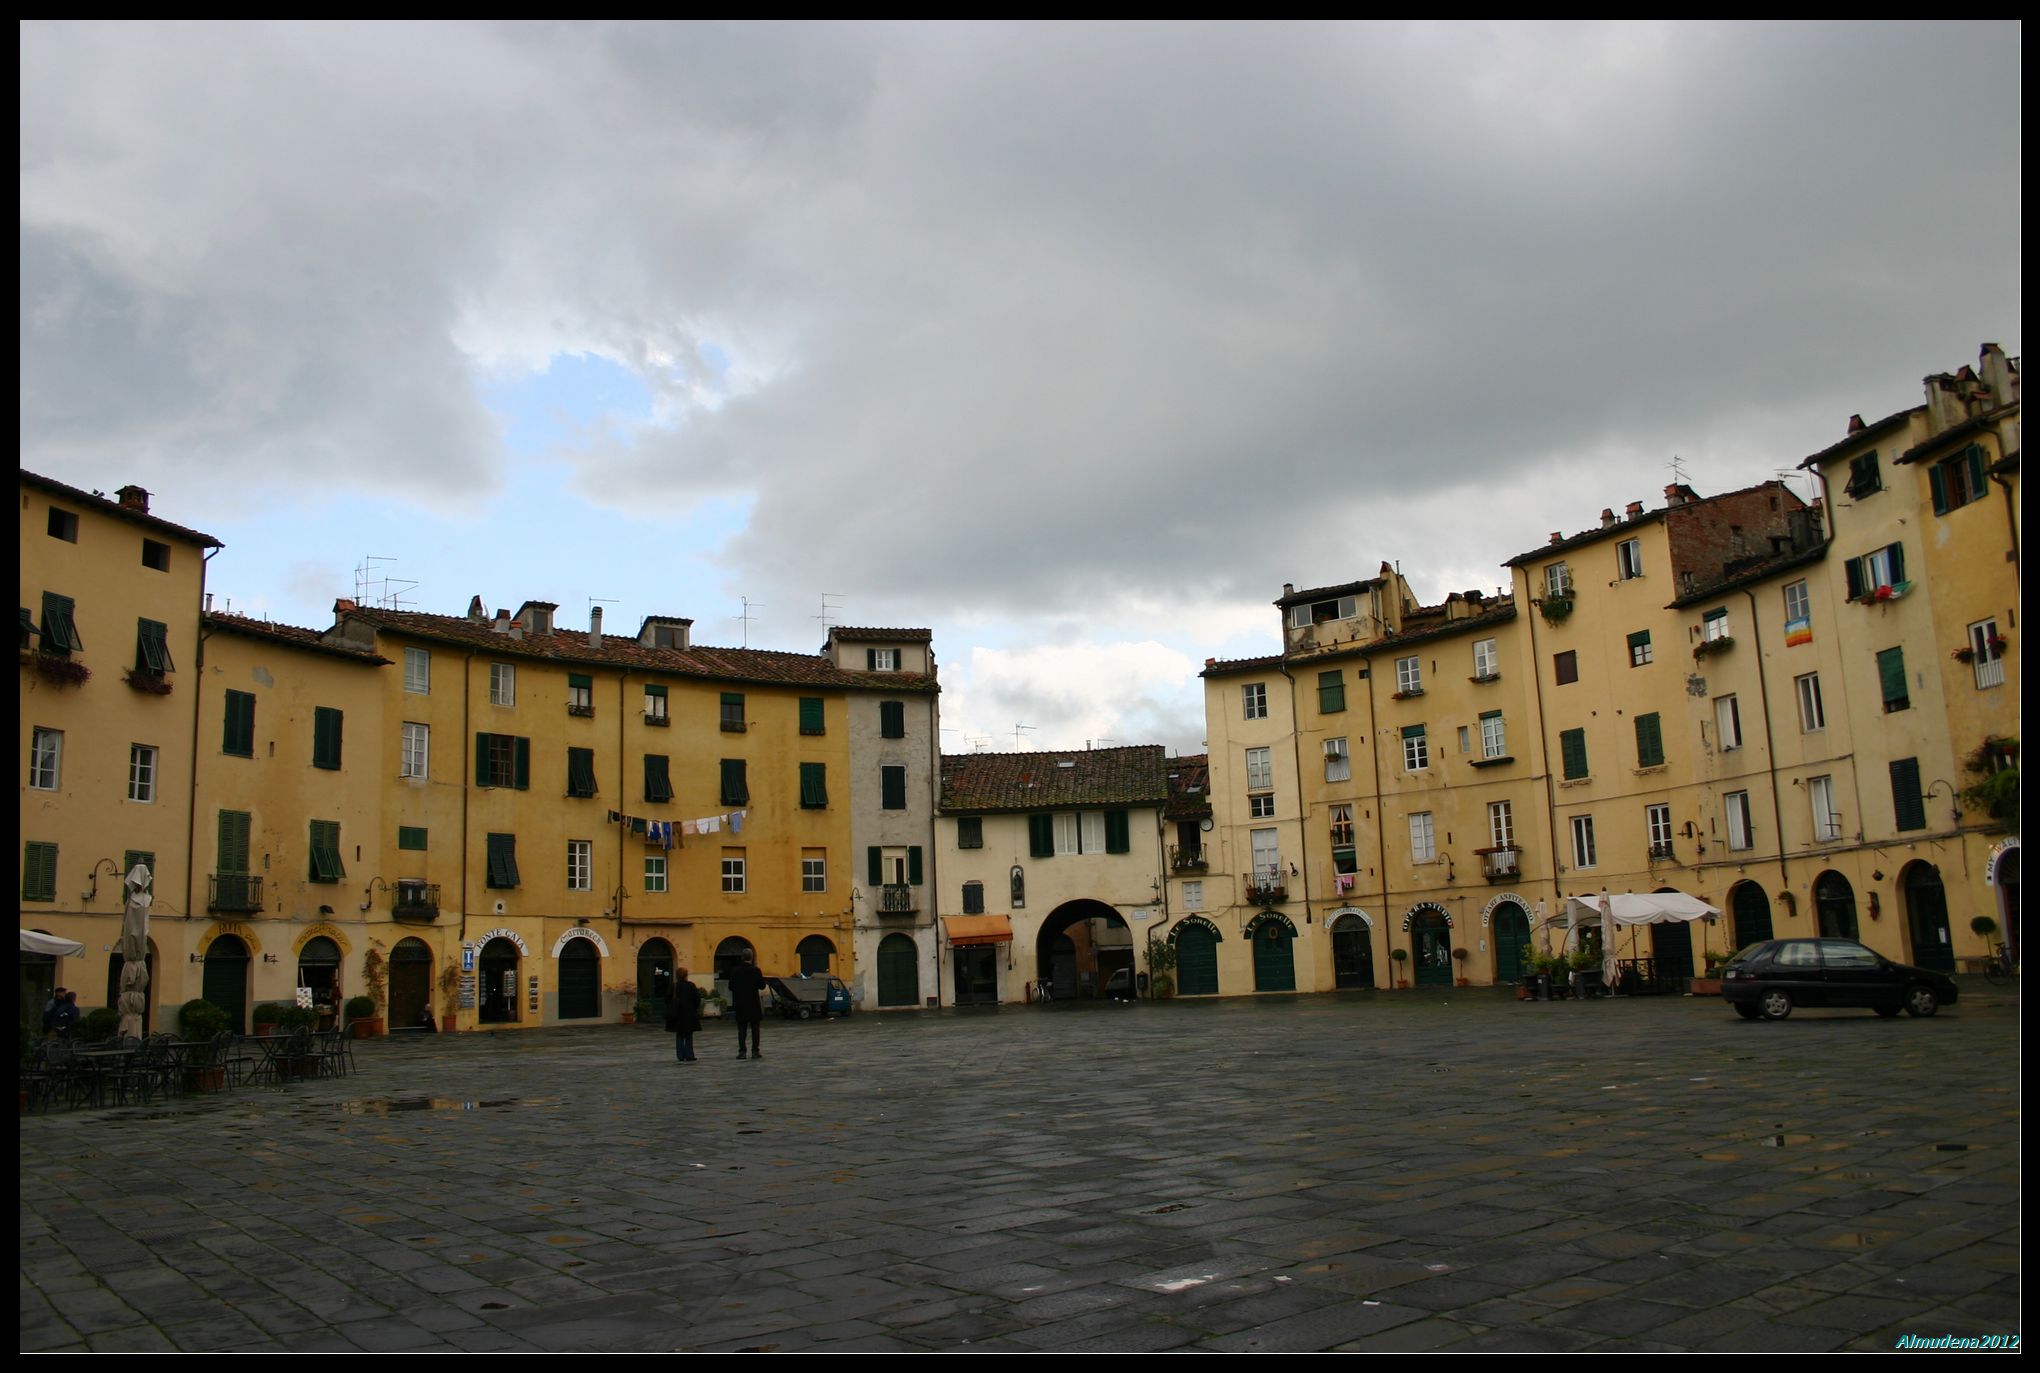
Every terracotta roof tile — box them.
[941,745,1170,812]
[206,613,390,664]
[20,468,224,548]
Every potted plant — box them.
[631,997,656,1026]
[1152,972,1176,1000]
[1522,950,1557,1001]
[80,1006,120,1044]
[252,1002,286,1035]
[1451,947,1471,988]
[179,999,230,1090]
[345,995,382,1039]
[1390,947,1410,989]
[700,987,728,1020]
[1568,946,1602,998]
[1690,949,1729,997]
[438,963,461,1033]
[1952,645,1977,663]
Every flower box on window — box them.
[23,651,91,688]
[1390,689,1424,702]
[643,711,669,727]
[124,669,174,695]
[1537,597,1575,625]
[1952,646,1977,663]
[1469,672,1502,684]
[1986,633,2009,654]
[567,704,595,718]
[1692,636,1734,660]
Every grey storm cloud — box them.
[20,21,2022,626]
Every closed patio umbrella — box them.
[116,863,152,1038]
[1600,888,1623,992]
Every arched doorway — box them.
[1650,920,1695,986]
[877,933,920,1007]
[1995,846,2021,961]
[1730,881,1773,949]
[1173,918,1222,996]
[1035,900,1130,1000]
[638,939,676,1010]
[714,937,755,982]
[558,939,601,1019]
[796,935,835,976]
[297,936,342,1023]
[202,935,251,1032]
[1410,908,1452,988]
[479,937,521,1024]
[106,941,158,1034]
[1330,912,1375,989]
[1902,863,1955,972]
[1815,871,1858,940]
[1490,902,1531,983]
[1246,913,1297,992]
[389,938,432,1031]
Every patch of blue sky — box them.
[479,350,657,457]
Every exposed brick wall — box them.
[1663,482,1807,595]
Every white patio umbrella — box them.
[116,863,152,1038]
[1600,888,1623,991]
[20,929,85,957]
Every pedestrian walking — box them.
[666,968,703,1063]
[726,950,766,1060]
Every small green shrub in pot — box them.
[345,996,376,1021]
[80,1007,121,1042]
[179,998,229,1041]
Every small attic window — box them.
[526,607,552,635]
[48,508,79,542]
[1057,760,1076,769]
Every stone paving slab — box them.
[18,985,2020,1352]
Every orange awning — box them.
[944,915,1013,946]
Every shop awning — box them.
[21,929,86,957]
[1564,892,1721,926]
[944,916,1014,946]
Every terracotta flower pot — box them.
[349,1018,383,1039]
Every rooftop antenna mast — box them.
[1013,722,1035,750]
[815,593,845,628]
[588,595,618,624]
[735,596,764,648]
[1667,454,1691,488]
[353,556,419,611]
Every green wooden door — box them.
[1732,883,1773,948]
[1413,913,1452,987]
[877,934,920,1007]
[557,941,600,1019]
[1332,922,1373,988]
[1493,904,1531,982]
[202,935,249,1033]
[1252,922,1295,992]
[1177,925,1219,996]
[1905,867,1955,972]
[1651,920,1695,986]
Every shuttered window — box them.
[881,765,907,810]
[799,762,828,809]
[398,826,428,851]
[908,846,924,885]
[1627,630,1652,666]
[1029,814,1055,858]
[1876,647,1909,712]
[962,882,985,914]
[643,754,675,803]
[957,817,983,849]
[217,811,251,874]
[1105,810,1131,854]
[308,820,345,882]
[1634,713,1664,768]
[1561,728,1589,780]
[22,842,58,902]
[1553,650,1578,686]
[1317,670,1345,714]
[717,758,745,806]
[720,693,745,731]
[799,697,825,735]
[135,618,174,674]
[224,690,256,757]
[1890,758,1926,832]
[566,747,598,798]
[879,701,906,739]
[476,733,530,789]
[486,833,520,888]
[40,593,81,655]
[868,846,885,885]
[313,707,343,770]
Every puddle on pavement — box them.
[340,1097,546,1115]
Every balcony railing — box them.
[393,883,442,921]
[877,884,918,915]
[1476,847,1520,882]
[643,711,669,727]
[1169,844,1207,872]
[209,873,264,914]
[1245,880,1288,905]
[568,703,595,718]
[1975,657,2006,690]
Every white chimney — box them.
[493,608,509,634]
[589,606,604,651]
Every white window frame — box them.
[1725,792,1754,851]
[30,728,62,791]
[1629,631,1653,666]
[128,744,157,803]
[1054,812,1081,856]
[489,662,516,706]
[1250,828,1281,886]
[803,855,827,893]
[1323,737,1350,783]
[1249,794,1276,819]
[1242,682,1268,719]
[1473,638,1499,678]
[1545,563,1572,599]
[722,856,746,892]
[645,856,667,893]
[1182,880,1204,910]
[1245,746,1273,792]
[1395,656,1423,694]
[1809,776,1842,842]
[1969,619,2005,690]
[1715,694,1743,752]
[644,686,668,721]
[1647,803,1673,854]
[401,722,430,779]
[567,839,592,891]
[1571,814,1597,869]
[1783,580,1810,626]
[404,647,430,695]
[568,680,593,712]
[1488,800,1514,849]
[1795,674,1825,733]
[1480,712,1507,759]
[1857,546,1900,594]
[1617,538,1644,580]
[1409,812,1436,863]
[871,648,901,671]
[1080,811,1107,854]
[1703,608,1731,642]
[1403,727,1429,773]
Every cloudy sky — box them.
[20,21,2022,755]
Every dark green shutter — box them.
[1845,557,1865,601]
[41,593,79,653]
[1890,758,1925,831]
[1105,810,1130,854]
[225,691,255,756]
[514,737,531,790]
[866,649,877,670]
[567,747,596,797]
[1886,541,1905,585]
[908,847,923,885]
[1929,463,1950,514]
[880,701,905,738]
[868,847,884,885]
[1968,444,1987,500]
[1627,630,1650,660]
[1635,713,1664,768]
[398,826,428,851]
[23,842,57,901]
[1561,728,1588,780]
[476,733,492,786]
[567,672,591,690]
[487,833,519,888]
[218,811,250,874]
[137,618,173,673]
[800,762,827,808]
[1029,814,1054,858]
[314,707,343,770]
[799,697,825,734]
[1877,648,1908,710]
[1318,671,1345,713]
[719,758,746,805]
[309,820,344,881]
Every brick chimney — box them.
[1625,500,1644,520]
[589,606,604,652]
[1847,414,1865,433]
[1549,531,1563,545]
[1600,508,1617,529]
[115,485,151,513]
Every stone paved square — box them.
[19,986,2020,1352]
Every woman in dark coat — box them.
[666,968,703,1063]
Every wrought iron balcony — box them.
[1476,846,1520,882]
[393,883,442,921]
[1169,844,1207,872]
[643,710,669,727]
[877,884,918,915]
[1245,880,1288,905]
[209,873,264,914]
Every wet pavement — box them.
[18,984,2021,1351]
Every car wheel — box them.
[1759,989,1793,1020]
[1734,1003,1761,1020]
[797,1006,813,1020]
[1903,986,1939,1018]
[1874,1005,1901,1018]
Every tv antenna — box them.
[815,592,845,628]
[735,596,764,648]
[1013,722,1035,749]
[1666,454,1691,488]
[354,556,418,611]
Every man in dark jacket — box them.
[666,967,703,1063]
[726,950,766,1060]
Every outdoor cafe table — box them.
[244,1033,318,1084]
[70,1046,141,1107]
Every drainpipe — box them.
[1277,661,1311,958]
[1990,469,2021,578]
[186,545,223,939]
[460,651,472,998]
[1520,574,1566,927]
[617,668,628,944]
[1363,652,1393,982]
[1743,588,1791,901]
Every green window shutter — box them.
[1561,728,1588,780]
[23,842,57,901]
[567,673,592,690]
[476,733,492,787]
[1635,713,1664,768]
[1105,810,1130,854]
[225,691,255,756]
[567,747,597,797]
[880,701,905,739]
[1029,814,1054,858]
[309,820,344,882]
[1890,758,1925,831]
[1929,463,1949,514]
[868,847,884,886]
[866,649,878,670]
[645,683,666,701]
[1844,557,1865,601]
[313,707,343,770]
[1886,541,1905,584]
[41,593,80,653]
[908,847,923,885]
[398,826,428,851]
[514,737,531,790]
[1318,671,1345,714]
[1968,444,1987,499]
[1702,610,1726,626]
[1401,724,1423,740]
[800,761,828,809]
[1877,648,1908,709]
[644,755,671,803]
[137,618,173,673]
[719,758,747,806]
[218,810,250,874]
[487,833,519,888]
[799,697,825,734]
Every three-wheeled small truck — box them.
[766,973,852,1019]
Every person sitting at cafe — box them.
[43,989,81,1039]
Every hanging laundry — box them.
[702,816,722,834]
[631,818,648,835]
[607,810,621,824]
[730,810,745,835]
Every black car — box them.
[1722,937,1958,1021]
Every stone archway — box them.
[1329,910,1375,989]
[796,935,836,975]
[1244,911,1299,992]
[1729,881,1773,949]
[1815,871,1858,940]
[1035,900,1130,1000]
[1901,861,1954,972]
